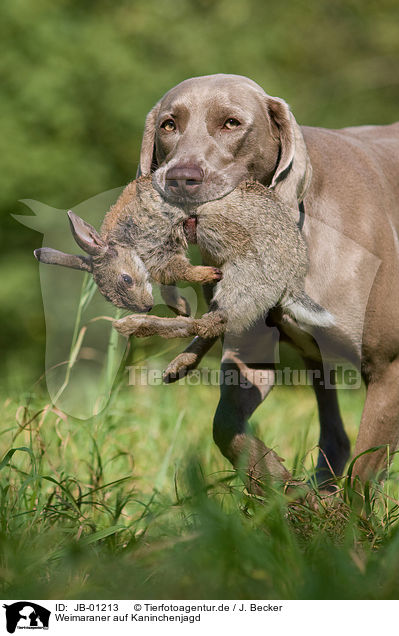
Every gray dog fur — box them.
[133,73,399,489]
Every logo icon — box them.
[3,602,50,633]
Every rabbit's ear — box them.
[34,247,92,272]
[68,210,107,256]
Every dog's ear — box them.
[34,247,92,272]
[137,102,161,177]
[266,96,312,207]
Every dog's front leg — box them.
[213,352,292,492]
[163,279,220,381]
[163,336,218,382]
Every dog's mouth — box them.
[163,182,203,204]
[153,172,231,205]
[183,216,198,243]
[167,179,200,188]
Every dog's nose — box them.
[165,164,204,189]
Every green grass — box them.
[1,363,399,600]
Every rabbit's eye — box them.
[121,274,133,285]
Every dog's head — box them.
[138,74,311,209]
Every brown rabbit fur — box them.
[113,178,333,340]
[34,176,222,315]
[35,175,332,339]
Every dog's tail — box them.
[283,291,335,328]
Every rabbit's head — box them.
[34,211,153,313]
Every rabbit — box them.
[34,176,223,316]
[112,179,333,340]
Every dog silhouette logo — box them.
[3,602,50,633]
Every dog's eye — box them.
[121,273,133,285]
[160,119,176,132]
[223,118,241,130]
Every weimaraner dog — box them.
[136,73,399,487]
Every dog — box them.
[135,73,399,488]
[86,74,399,488]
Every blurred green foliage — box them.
[1,0,399,383]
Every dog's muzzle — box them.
[165,164,204,198]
